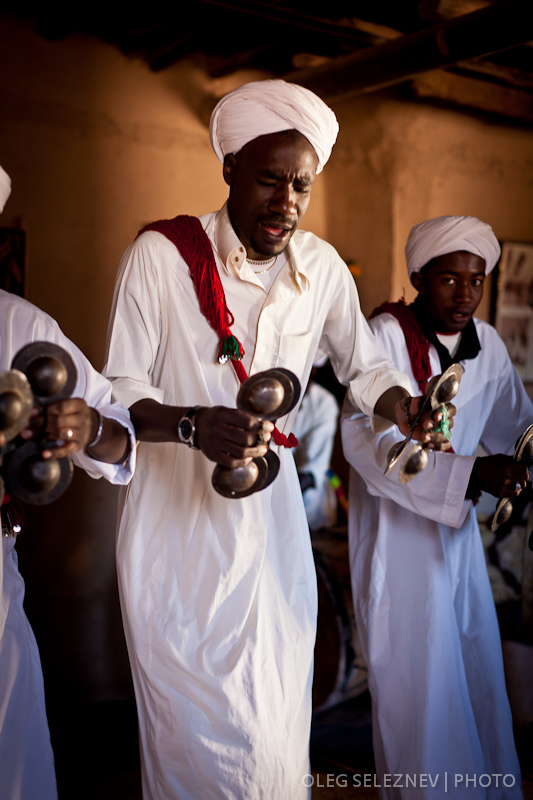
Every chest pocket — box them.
[276,329,317,379]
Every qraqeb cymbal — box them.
[6,440,74,505]
[12,341,77,404]
[0,369,33,442]
[212,368,301,498]
[212,455,269,500]
[236,368,301,421]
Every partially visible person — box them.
[0,163,136,800]
[342,215,529,798]
[292,365,339,530]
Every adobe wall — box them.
[327,95,533,320]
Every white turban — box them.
[209,79,339,174]
[405,215,500,277]
[0,165,11,213]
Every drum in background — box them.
[312,527,368,712]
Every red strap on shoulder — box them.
[370,300,431,392]
[139,216,297,447]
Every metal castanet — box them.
[6,440,74,505]
[11,341,77,405]
[0,369,33,442]
[385,363,464,482]
[1,342,78,508]
[212,368,301,498]
[491,423,533,533]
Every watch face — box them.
[179,418,193,442]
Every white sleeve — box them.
[49,326,136,484]
[316,257,412,429]
[103,232,166,409]
[3,296,135,484]
[341,402,474,528]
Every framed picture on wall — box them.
[0,227,25,297]
[494,241,533,382]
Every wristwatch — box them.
[177,406,203,449]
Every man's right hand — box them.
[129,398,274,467]
[467,454,529,500]
[196,406,273,467]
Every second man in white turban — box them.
[342,214,527,799]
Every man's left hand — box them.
[20,398,98,459]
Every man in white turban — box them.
[405,214,501,277]
[104,80,450,799]
[209,78,339,173]
[342,214,528,798]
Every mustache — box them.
[259,215,296,229]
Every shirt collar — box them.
[212,203,309,292]
[410,295,481,371]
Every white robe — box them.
[341,312,530,799]
[0,289,135,800]
[104,205,411,800]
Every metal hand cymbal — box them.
[12,341,77,404]
[490,423,533,533]
[6,440,74,505]
[212,456,269,499]
[0,369,33,441]
[213,368,300,498]
[385,363,463,478]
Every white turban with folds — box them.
[209,79,339,174]
[405,215,500,276]
[0,165,11,213]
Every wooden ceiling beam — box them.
[286,0,533,101]
[194,0,381,48]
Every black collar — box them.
[410,295,481,372]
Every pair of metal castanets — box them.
[385,363,464,483]
[0,341,77,508]
[491,424,533,534]
[211,368,301,499]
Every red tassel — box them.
[138,216,297,449]
[370,300,431,391]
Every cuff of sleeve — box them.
[442,454,477,528]
[108,377,164,409]
[72,413,136,485]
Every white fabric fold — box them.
[405,215,500,276]
[209,79,338,173]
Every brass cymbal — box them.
[237,368,300,421]
[211,456,269,499]
[6,441,74,505]
[213,368,300,499]
[267,369,301,416]
[428,363,464,410]
[515,423,533,465]
[0,369,34,441]
[257,449,280,490]
[12,341,77,404]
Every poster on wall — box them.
[494,241,533,382]
[0,227,25,297]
